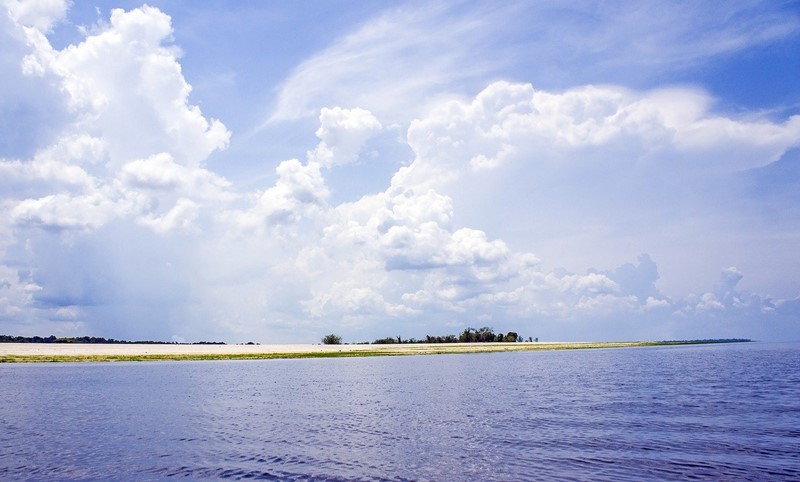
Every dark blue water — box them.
[1,342,798,481]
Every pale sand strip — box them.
[0,341,607,357]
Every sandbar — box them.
[0,341,657,362]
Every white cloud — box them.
[267,3,504,124]
[696,292,725,312]
[0,261,41,321]
[0,134,105,195]
[309,107,382,167]
[720,266,744,291]
[304,279,416,320]
[138,198,199,235]
[398,81,800,191]
[644,296,670,310]
[536,1,799,73]
[266,1,800,128]
[222,158,329,235]
[0,9,70,159]
[16,5,230,167]
[2,5,234,238]
[307,80,797,333]
[119,152,232,201]
[11,190,124,232]
[225,107,381,236]
[5,0,68,32]
[7,71,800,340]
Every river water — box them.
[1,342,798,481]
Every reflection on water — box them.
[1,342,799,481]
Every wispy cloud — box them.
[266,2,511,124]
[267,0,799,126]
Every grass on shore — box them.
[0,339,750,363]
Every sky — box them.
[1,0,799,343]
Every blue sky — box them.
[1,0,799,343]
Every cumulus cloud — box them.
[138,198,200,235]
[287,81,800,338]
[2,5,233,237]
[304,279,416,321]
[397,81,800,191]
[223,158,329,235]
[225,107,382,236]
[119,153,232,200]
[602,254,663,304]
[5,0,68,32]
[0,134,103,198]
[309,107,382,167]
[11,191,129,232]
[0,4,235,338]
[0,7,71,158]
[18,5,230,166]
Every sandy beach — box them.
[0,341,649,362]
[0,342,382,356]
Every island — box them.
[0,336,751,363]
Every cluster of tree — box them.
[370,327,533,344]
[321,334,343,345]
[0,335,225,345]
[457,327,522,343]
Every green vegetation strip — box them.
[0,339,750,363]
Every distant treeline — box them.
[0,335,225,345]
[367,327,532,345]
[656,338,752,344]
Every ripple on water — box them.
[0,343,798,481]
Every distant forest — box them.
[0,335,225,345]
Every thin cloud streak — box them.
[266,1,799,128]
[266,2,511,125]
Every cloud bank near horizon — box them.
[1,2,798,343]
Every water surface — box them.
[1,342,798,480]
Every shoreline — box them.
[0,340,740,363]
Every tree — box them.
[476,327,495,342]
[321,334,342,345]
[459,328,476,343]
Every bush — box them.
[321,334,342,345]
